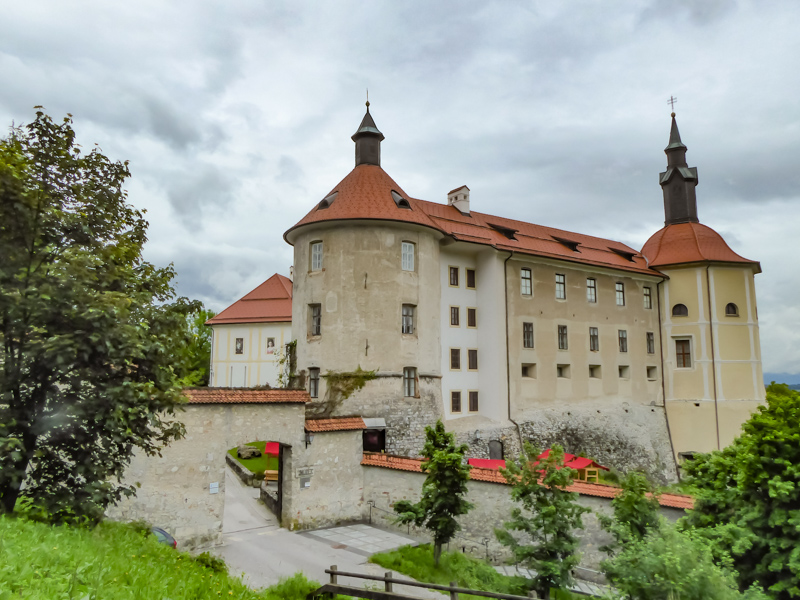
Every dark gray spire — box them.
[659,113,699,225]
[351,101,384,167]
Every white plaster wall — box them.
[210,322,292,387]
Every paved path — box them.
[494,566,611,597]
[213,467,442,598]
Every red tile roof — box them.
[361,453,694,509]
[641,222,760,272]
[206,274,292,325]
[305,417,367,432]
[183,388,309,404]
[284,165,663,277]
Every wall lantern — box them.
[305,432,314,448]
[474,430,482,441]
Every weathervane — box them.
[668,95,677,115]
[366,88,370,109]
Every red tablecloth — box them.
[265,442,279,456]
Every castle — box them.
[209,105,765,481]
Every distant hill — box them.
[764,373,800,387]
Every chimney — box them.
[447,185,470,215]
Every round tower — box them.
[642,114,765,458]
[284,104,444,455]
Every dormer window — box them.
[317,192,338,210]
[552,236,580,253]
[391,190,411,209]
[609,247,637,262]
[488,223,517,240]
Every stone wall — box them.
[362,464,686,580]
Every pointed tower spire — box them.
[659,113,699,225]
[352,101,384,167]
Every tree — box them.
[602,520,768,600]
[682,383,800,600]
[175,307,215,387]
[599,471,661,554]
[495,444,590,599]
[0,110,198,524]
[393,420,473,565]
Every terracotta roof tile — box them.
[361,453,693,509]
[305,417,367,432]
[206,274,292,325]
[285,165,663,277]
[641,222,760,272]
[183,388,309,404]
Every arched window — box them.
[672,303,689,317]
[489,440,504,460]
[725,303,739,317]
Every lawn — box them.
[0,515,318,599]
[228,441,280,474]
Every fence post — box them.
[330,565,338,584]
[368,500,374,524]
[450,581,459,600]
[385,571,393,592]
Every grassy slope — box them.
[0,516,317,599]
[228,441,280,473]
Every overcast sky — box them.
[2,1,798,381]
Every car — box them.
[151,526,177,549]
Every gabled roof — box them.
[183,388,309,404]
[206,273,292,325]
[285,165,662,277]
[641,222,760,272]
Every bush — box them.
[193,551,228,573]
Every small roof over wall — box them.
[183,388,310,404]
[305,417,367,432]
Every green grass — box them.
[370,544,530,598]
[0,515,318,599]
[228,441,280,474]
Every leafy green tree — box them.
[495,444,589,599]
[682,383,800,600]
[176,307,215,387]
[394,420,473,565]
[599,471,661,554]
[602,520,768,600]
[0,110,197,523]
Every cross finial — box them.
[366,88,370,109]
[668,95,677,114]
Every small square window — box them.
[589,365,601,378]
[449,266,459,287]
[309,304,322,336]
[644,287,652,309]
[466,269,476,289]
[451,391,462,413]
[521,268,532,296]
[618,330,628,353]
[522,363,537,378]
[450,306,460,327]
[403,367,417,397]
[616,282,625,306]
[467,308,477,328]
[450,348,461,370]
[468,391,479,412]
[619,365,630,379]
[468,349,478,371]
[310,241,323,271]
[523,322,534,348]
[558,325,568,350]
[555,274,566,300]
[586,278,597,303]
[557,364,571,378]
[235,338,244,355]
[401,241,415,271]
[647,366,658,380]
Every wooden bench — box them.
[264,470,279,482]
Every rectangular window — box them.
[466,269,476,289]
[401,241,415,271]
[618,330,628,353]
[468,349,478,371]
[402,304,415,334]
[646,332,655,354]
[555,274,566,300]
[523,322,534,348]
[521,268,532,296]
[647,366,658,380]
[403,367,417,397]
[616,282,625,306]
[310,241,323,271]
[451,391,462,413]
[676,340,692,368]
[643,287,652,309]
[467,308,477,328]
[589,365,601,378]
[309,304,321,336]
[557,364,570,378]
[522,363,536,378]
[449,266,459,287]
[450,348,461,370]
[586,278,597,303]
[308,368,320,398]
[450,306,460,326]
[558,325,568,350]
[468,391,479,412]
[619,365,630,379]
[589,327,599,351]
[235,338,244,354]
